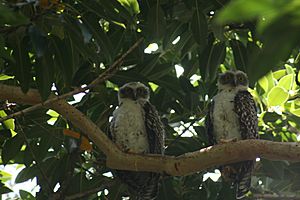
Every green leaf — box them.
[118,0,140,15]
[191,8,208,46]
[2,134,24,164]
[163,21,185,49]
[248,14,300,83]
[273,69,286,80]
[285,64,294,74]
[290,109,300,117]
[0,170,12,182]
[0,35,14,62]
[0,184,12,194]
[0,4,29,26]
[147,4,166,39]
[15,166,38,183]
[216,0,274,24]
[257,76,268,94]
[147,63,174,80]
[81,13,113,62]
[19,190,35,200]
[0,74,14,81]
[266,72,275,91]
[200,42,226,82]
[230,39,247,71]
[262,112,281,123]
[11,35,32,93]
[28,25,48,57]
[277,74,294,91]
[139,54,160,75]
[100,0,132,23]
[261,159,288,180]
[0,110,15,130]
[267,86,289,106]
[35,54,54,100]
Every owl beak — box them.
[233,78,238,86]
[133,91,137,100]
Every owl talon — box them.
[220,138,238,143]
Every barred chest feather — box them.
[112,99,150,153]
[212,88,242,142]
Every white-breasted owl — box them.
[110,82,165,200]
[206,70,259,199]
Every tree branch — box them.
[0,37,144,123]
[0,84,300,176]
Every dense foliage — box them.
[1,0,300,199]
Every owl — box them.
[206,70,259,199]
[110,82,165,200]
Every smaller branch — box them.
[65,181,115,200]
[252,194,300,200]
[0,38,144,123]
[167,118,197,147]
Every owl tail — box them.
[135,180,159,200]
[116,170,160,200]
[235,161,254,199]
[135,173,160,200]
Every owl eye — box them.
[238,76,244,81]
[136,87,148,97]
[120,87,133,95]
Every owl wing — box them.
[205,100,216,145]
[143,101,165,154]
[234,90,258,199]
[234,90,258,140]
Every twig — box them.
[167,118,198,147]
[65,180,115,200]
[0,38,144,123]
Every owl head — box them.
[217,70,249,90]
[118,82,150,103]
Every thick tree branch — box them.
[0,84,300,176]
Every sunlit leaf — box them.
[257,76,268,94]
[0,110,15,130]
[277,74,294,91]
[118,0,140,15]
[273,69,286,80]
[267,86,289,106]
[216,0,274,24]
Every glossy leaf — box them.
[191,8,208,46]
[277,74,294,91]
[19,190,35,200]
[147,4,166,39]
[11,35,31,93]
[200,41,226,82]
[2,134,24,164]
[0,110,15,130]
[230,39,247,71]
[267,86,289,106]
